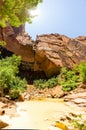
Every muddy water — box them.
[2,98,83,130]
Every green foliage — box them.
[0,55,27,99]
[72,120,86,130]
[34,61,86,91]
[34,77,58,89]
[58,61,86,91]
[61,80,78,91]
[34,79,45,89]
[71,115,86,130]
[59,67,78,91]
[0,41,6,46]
[0,41,6,58]
[58,70,76,91]
[0,0,42,27]
[9,77,27,99]
[79,62,86,83]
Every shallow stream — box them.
[1,98,84,130]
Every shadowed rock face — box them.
[0,24,35,70]
[0,25,86,77]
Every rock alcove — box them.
[0,24,86,83]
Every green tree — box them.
[0,55,27,99]
[0,0,42,27]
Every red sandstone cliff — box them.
[35,34,86,76]
[0,25,86,77]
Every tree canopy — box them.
[0,0,42,27]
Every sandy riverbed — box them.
[1,98,85,130]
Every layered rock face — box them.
[35,34,86,77]
[0,25,86,77]
[0,24,34,70]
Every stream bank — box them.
[0,85,86,130]
[1,99,85,130]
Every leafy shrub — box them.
[34,61,86,91]
[72,120,86,130]
[34,77,58,89]
[79,62,86,83]
[61,79,78,91]
[9,77,27,99]
[71,114,86,130]
[34,79,46,89]
[59,67,79,91]
[0,55,27,99]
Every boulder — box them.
[35,34,86,77]
[49,86,65,98]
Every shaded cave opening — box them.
[0,47,47,84]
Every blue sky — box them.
[25,0,86,40]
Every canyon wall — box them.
[0,25,86,77]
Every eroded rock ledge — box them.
[0,25,86,78]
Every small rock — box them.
[79,83,86,89]
[0,120,9,128]
[5,95,11,99]
[0,109,5,116]
[18,93,25,101]
[24,92,30,100]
